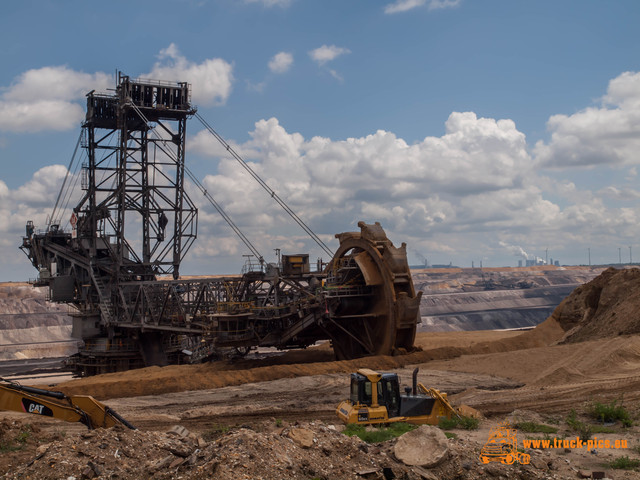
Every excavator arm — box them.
[0,378,135,430]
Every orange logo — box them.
[479,422,531,465]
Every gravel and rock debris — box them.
[3,416,625,480]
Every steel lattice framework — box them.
[80,73,197,280]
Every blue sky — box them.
[1,0,640,281]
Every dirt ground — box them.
[3,269,640,479]
[3,324,640,479]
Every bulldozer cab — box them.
[350,370,401,418]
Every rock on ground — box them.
[394,425,449,467]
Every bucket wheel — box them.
[323,222,422,360]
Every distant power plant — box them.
[518,258,560,267]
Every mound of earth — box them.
[551,267,640,343]
[55,320,565,401]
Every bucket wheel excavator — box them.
[326,222,421,360]
[19,73,422,375]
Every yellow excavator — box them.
[336,368,463,425]
[0,377,135,430]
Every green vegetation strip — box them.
[515,422,558,434]
[589,400,632,427]
[0,425,33,452]
[343,423,418,443]
[438,416,479,431]
[606,456,640,470]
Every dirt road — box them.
[10,320,639,432]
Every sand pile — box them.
[57,352,458,400]
[550,267,640,343]
[431,334,640,386]
[56,322,567,400]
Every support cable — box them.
[49,130,83,229]
[127,102,264,264]
[56,154,83,227]
[194,112,333,257]
[184,168,264,264]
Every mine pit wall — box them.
[415,266,606,332]
[0,283,74,360]
[0,266,607,360]
[0,326,76,360]
[419,285,577,331]
[421,307,557,331]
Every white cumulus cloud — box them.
[178,88,640,271]
[145,43,234,107]
[188,112,538,254]
[0,100,85,133]
[308,45,351,66]
[244,0,293,7]
[0,165,75,265]
[268,52,294,74]
[534,71,640,168]
[384,0,461,14]
[14,164,69,206]
[0,46,235,134]
[0,66,111,133]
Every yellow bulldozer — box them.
[336,368,464,426]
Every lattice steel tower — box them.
[78,73,197,281]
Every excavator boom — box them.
[0,378,135,430]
